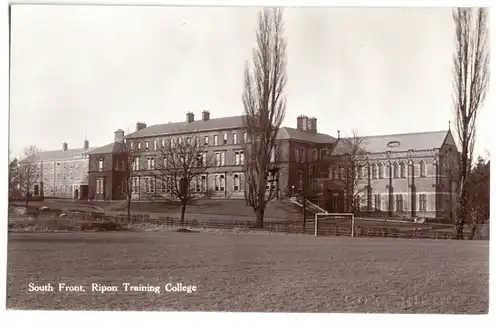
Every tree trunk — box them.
[256,206,265,228]
[127,197,132,221]
[180,201,188,226]
[302,195,306,231]
[25,192,29,208]
[454,187,467,240]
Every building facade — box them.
[324,129,459,219]
[24,141,94,200]
[86,112,337,201]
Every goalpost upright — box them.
[314,212,355,237]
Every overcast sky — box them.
[9,5,491,159]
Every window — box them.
[266,171,276,190]
[223,133,228,145]
[214,174,225,192]
[270,146,276,163]
[204,136,209,145]
[357,165,363,179]
[232,133,238,144]
[196,152,207,167]
[396,194,404,212]
[215,152,225,166]
[145,177,155,193]
[419,193,427,212]
[133,157,140,171]
[161,139,165,148]
[214,135,219,145]
[129,141,134,151]
[320,149,328,159]
[400,162,406,178]
[201,175,207,192]
[98,158,104,171]
[161,177,171,193]
[378,163,384,179]
[243,132,248,143]
[393,162,399,178]
[147,157,155,170]
[313,149,318,161]
[420,161,426,177]
[233,174,241,191]
[137,141,141,150]
[235,150,244,165]
[154,140,157,150]
[145,141,149,150]
[299,148,305,162]
[371,163,377,179]
[96,178,104,194]
[195,136,200,146]
[133,177,139,193]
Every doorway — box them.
[74,188,79,200]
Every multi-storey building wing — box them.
[325,128,459,219]
[21,140,94,199]
[86,112,338,201]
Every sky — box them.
[9,5,492,159]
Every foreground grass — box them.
[7,231,489,313]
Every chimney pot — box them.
[62,142,68,151]
[186,112,195,123]
[83,140,89,150]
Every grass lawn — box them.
[7,231,489,313]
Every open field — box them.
[7,231,489,313]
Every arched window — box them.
[371,163,378,179]
[400,162,406,178]
[233,174,240,191]
[378,163,384,179]
[420,160,426,177]
[393,162,399,178]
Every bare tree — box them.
[332,131,369,214]
[19,145,39,208]
[8,152,21,200]
[121,145,139,221]
[149,134,214,225]
[452,8,489,239]
[243,8,287,228]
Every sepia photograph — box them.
[5,0,492,318]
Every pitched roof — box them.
[331,130,450,155]
[88,142,127,155]
[22,147,96,163]
[125,115,246,139]
[277,127,337,144]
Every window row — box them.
[349,193,428,212]
[295,148,329,163]
[129,132,249,151]
[334,160,431,180]
[127,174,248,194]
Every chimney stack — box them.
[115,129,125,143]
[186,112,195,123]
[136,122,147,131]
[296,115,308,131]
[83,140,89,150]
[201,110,210,121]
[62,142,68,151]
[307,117,317,133]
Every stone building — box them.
[324,128,459,219]
[86,112,337,201]
[24,140,94,199]
[87,130,128,201]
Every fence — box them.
[13,210,487,240]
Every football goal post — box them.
[314,212,355,237]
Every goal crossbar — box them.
[314,212,355,237]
